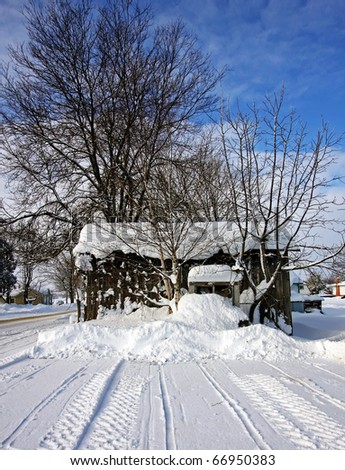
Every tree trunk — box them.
[69,286,74,304]
[76,298,81,323]
[248,297,261,323]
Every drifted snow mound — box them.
[31,293,338,363]
[173,293,248,330]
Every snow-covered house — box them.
[74,221,292,325]
[326,279,345,297]
[7,288,51,305]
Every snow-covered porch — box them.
[187,264,242,307]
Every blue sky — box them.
[148,0,345,141]
[0,0,344,143]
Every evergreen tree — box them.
[0,239,17,302]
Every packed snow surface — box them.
[1,296,345,451]
[32,294,345,363]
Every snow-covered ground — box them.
[0,295,345,450]
[0,301,76,320]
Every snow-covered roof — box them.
[291,293,323,302]
[10,289,24,297]
[327,281,345,287]
[188,264,241,285]
[74,221,290,269]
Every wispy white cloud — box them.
[148,0,345,140]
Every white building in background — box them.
[326,279,345,297]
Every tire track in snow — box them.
[0,360,59,397]
[0,352,30,370]
[40,361,125,450]
[159,366,176,450]
[78,361,149,450]
[0,366,87,449]
[0,330,37,351]
[136,364,166,450]
[197,363,270,450]
[314,363,345,382]
[219,362,317,450]
[264,361,345,413]
[247,374,345,449]
[221,360,345,450]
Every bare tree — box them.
[326,250,345,281]
[9,223,41,303]
[74,133,232,318]
[130,135,230,310]
[219,88,344,332]
[0,0,224,227]
[41,249,76,303]
[165,128,231,222]
[305,269,326,294]
[5,218,67,303]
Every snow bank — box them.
[31,294,345,363]
[0,302,76,319]
[312,333,345,361]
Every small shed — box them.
[74,221,292,327]
[290,274,323,313]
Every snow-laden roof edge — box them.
[187,264,243,284]
[73,221,291,268]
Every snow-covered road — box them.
[1,308,345,451]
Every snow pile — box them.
[292,298,345,360]
[173,293,248,330]
[31,295,345,363]
[30,293,337,363]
